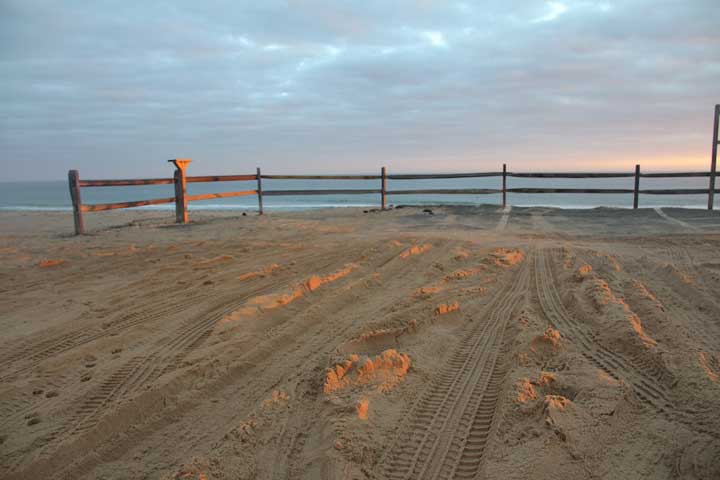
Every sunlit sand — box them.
[1,206,719,479]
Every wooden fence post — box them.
[381,166,387,210]
[168,159,191,224]
[709,104,719,210]
[256,167,264,215]
[68,170,85,235]
[633,164,640,209]
[502,163,507,208]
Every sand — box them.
[1,205,719,479]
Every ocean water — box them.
[0,176,715,212]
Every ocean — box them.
[0,176,714,212]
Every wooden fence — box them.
[68,104,720,235]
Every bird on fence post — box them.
[168,159,191,224]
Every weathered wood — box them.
[381,167,387,210]
[81,197,176,212]
[387,189,501,195]
[186,174,257,183]
[67,149,720,236]
[641,189,719,195]
[169,159,191,224]
[186,190,257,202]
[263,189,381,196]
[79,178,174,187]
[68,170,84,235]
[388,172,501,179]
[710,104,719,210]
[641,172,710,178]
[633,164,640,209]
[510,172,634,178]
[256,167,263,215]
[261,175,381,180]
[502,163,507,208]
[507,188,634,194]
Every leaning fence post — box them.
[502,163,507,208]
[168,158,191,224]
[709,104,719,210]
[633,164,640,209]
[256,167,264,215]
[68,170,85,235]
[381,166,387,210]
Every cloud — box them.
[0,0,718,180]
[533,2,569,23]
[423,31,448,47]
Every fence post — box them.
[381,166,387,210]
[709,104,719,210]
[68,170,85,235]
[168,159,191,224]
[502,163,507,208]
[633,164,640,209]
[256,167,264,215]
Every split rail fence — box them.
[68,104,720,235]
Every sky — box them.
[1,1,719,181]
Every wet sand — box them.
[1,205,719,479]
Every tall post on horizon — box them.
[502,163,507,208]
[633,164,640,209]
[256,167,264,215]
[381,166,387,210]
[709,104,719,210]
[169,159,191,224]
[68,170,84,235]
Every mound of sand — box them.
[324,349,411,394]
[399,243,432,259]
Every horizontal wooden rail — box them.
[509,172,634,178]
[186,174,257,183]
[505,188,720,195]
[508,188,634,194]
[186,190,258,201]
[640,172,710,178]
[641,189,720,195]
[388,172,502,179]
[79,178,174,187]
[263,189,381,196]
[81,197,175,212]
[387,188,501,195]
[261,174,381,180]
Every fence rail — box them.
[67,104,720,234]
[66,164,719,235]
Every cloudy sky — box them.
[1,1,718,181]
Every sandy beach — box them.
[1,205,719,479]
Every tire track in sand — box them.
[27,251,376,468]
[534,248,719,439]
[269,242,471,480]
[495,206,511,231]
[380,253,529,480]
[11,243,410,479]
[0,290,214,384]
[0,245,296,379]
[534,248,673,409]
